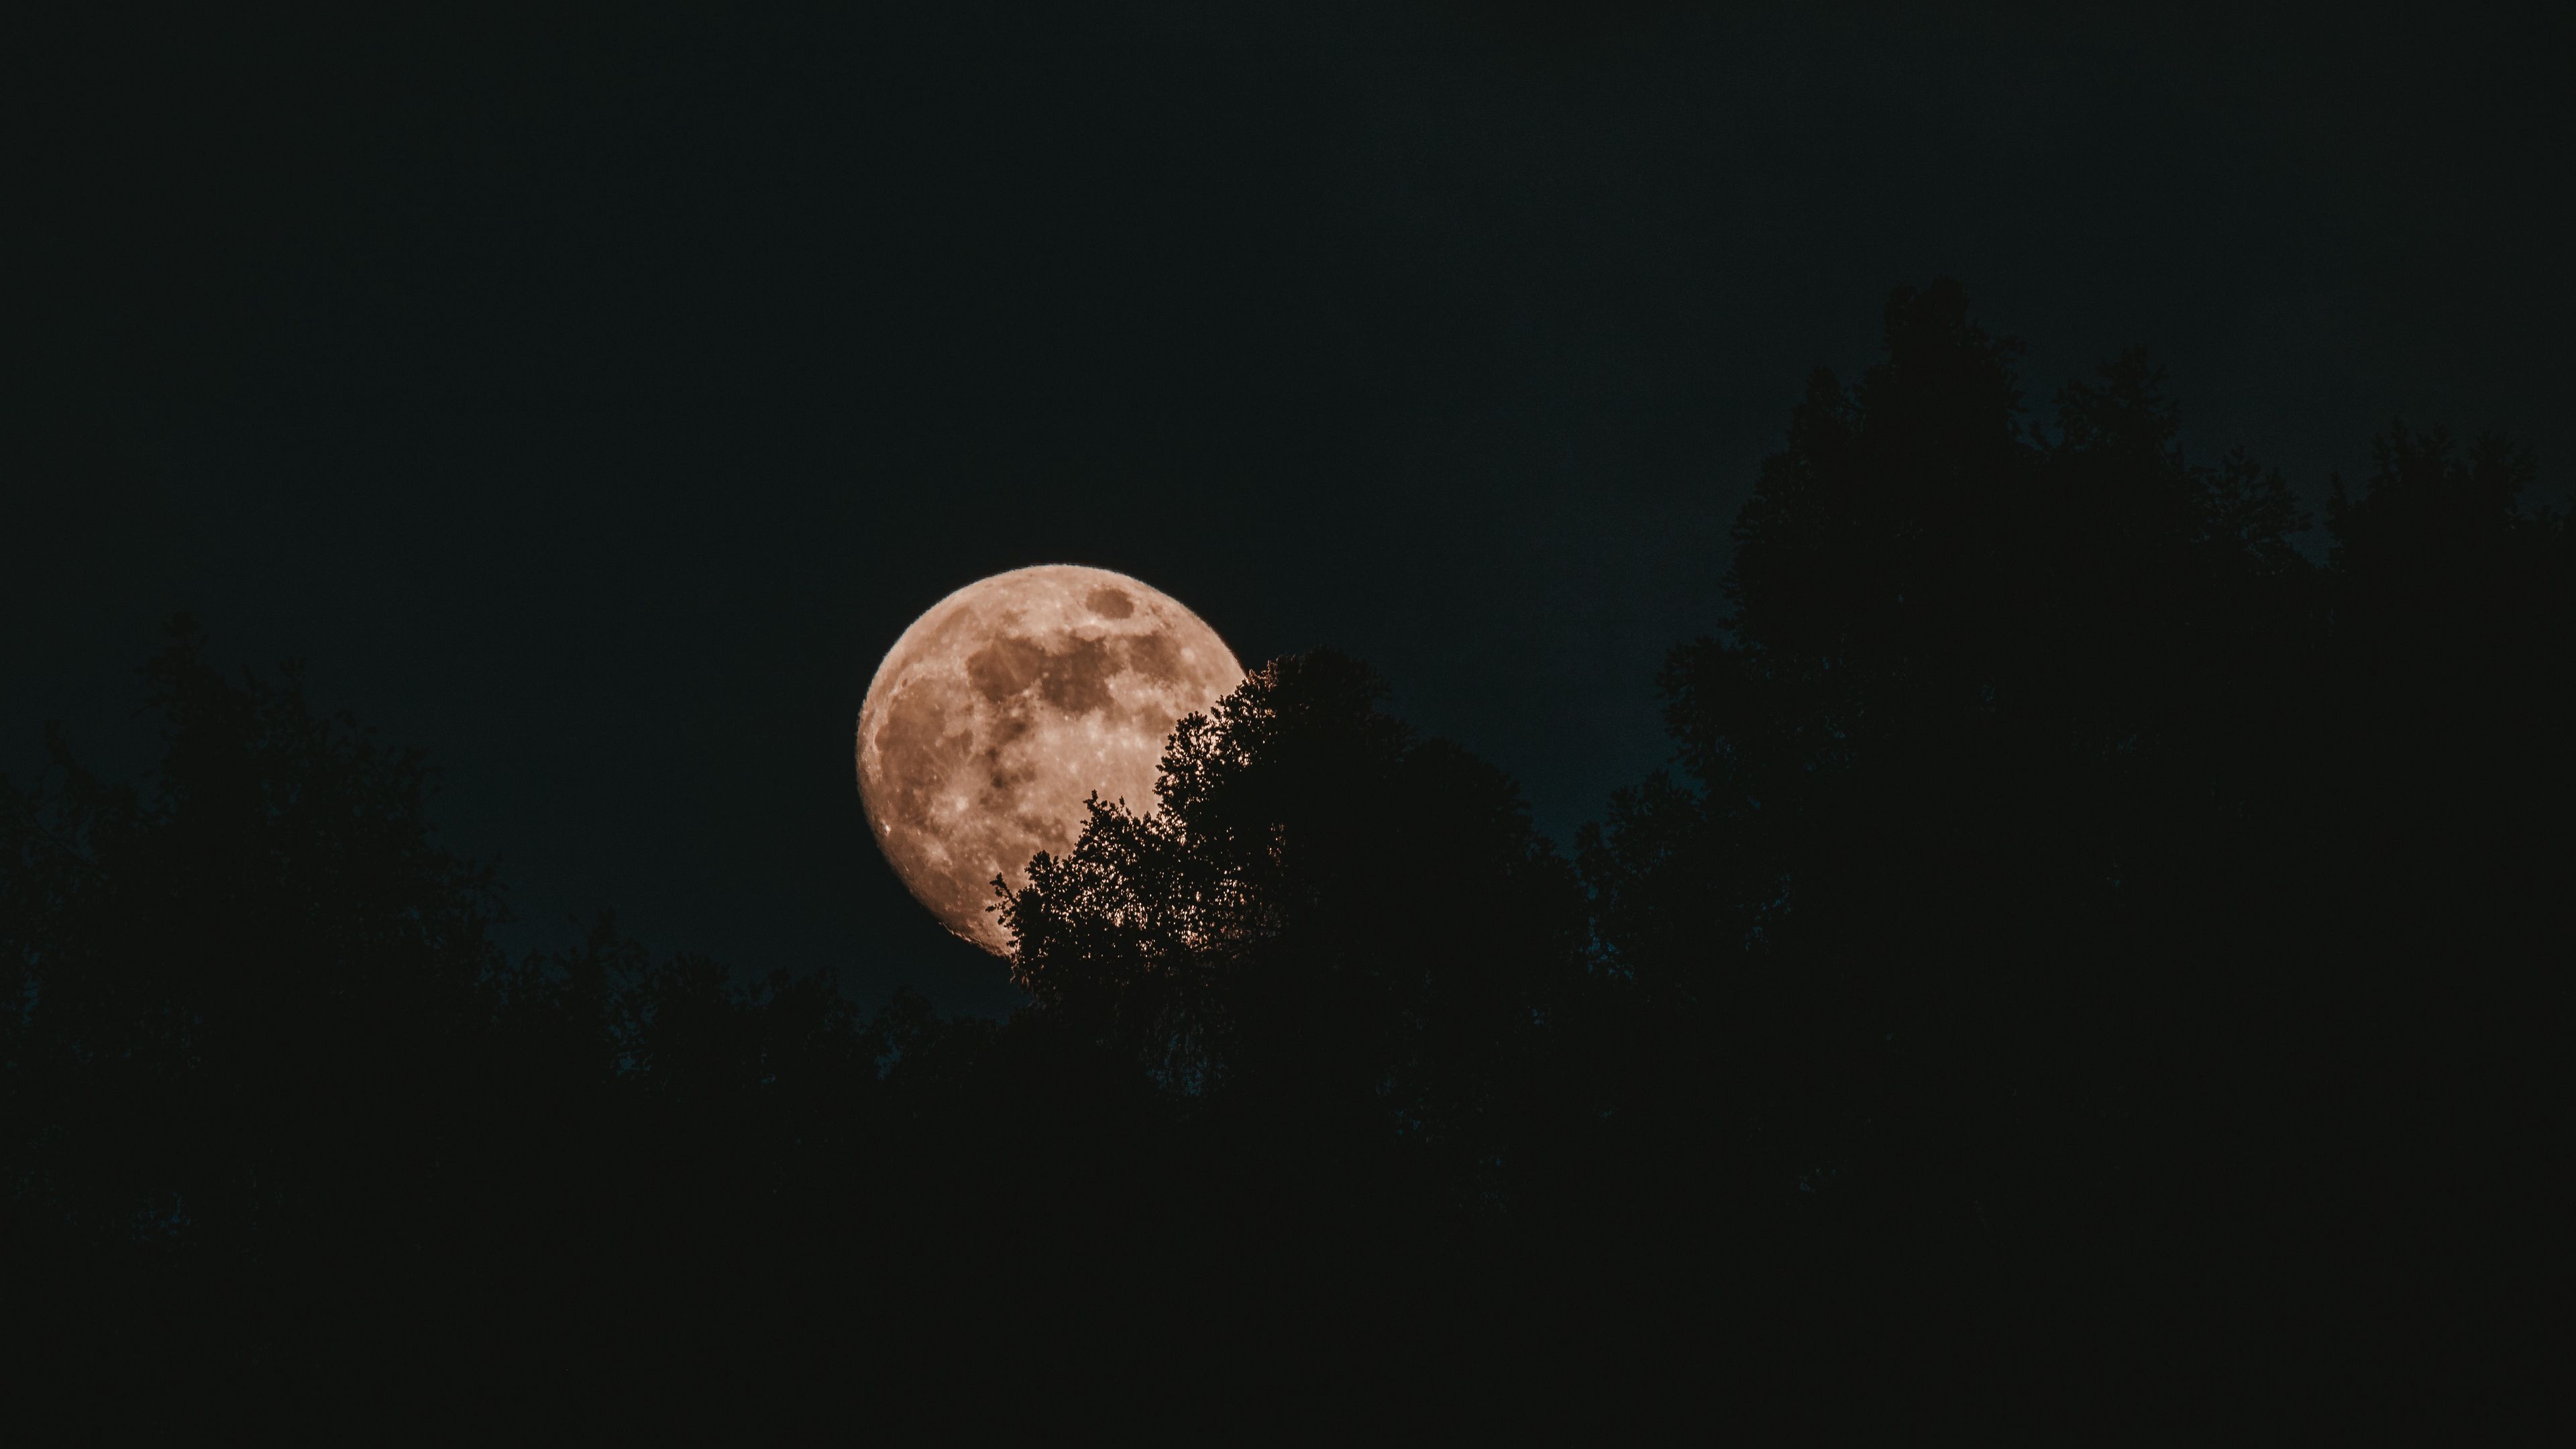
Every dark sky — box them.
[9,1,2569,1013]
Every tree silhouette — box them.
[0,623,920,1419]
[1580,281,2572,1417]
[3,619,505,1255]
[1002,649,1590,1209]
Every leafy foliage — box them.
[1004,649,1589,1195]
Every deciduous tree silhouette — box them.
[1002,649,1590,1210]
[1582,281,2571,1414]
[0,623,918,1419]
[3,619,506,1257]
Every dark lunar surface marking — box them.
[967,634,1046,701]
[1118,631,1185,685]
[1040,637,1116,714]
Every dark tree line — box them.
[7,284,2568,1428]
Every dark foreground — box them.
[9,288,2567,1430]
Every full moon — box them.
[855,565,1244,955]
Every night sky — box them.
[11,2,2569,1014]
